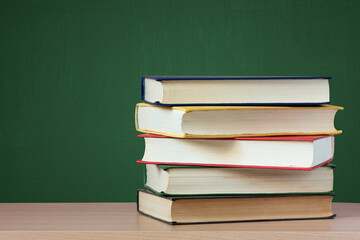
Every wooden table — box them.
[0,202,359,239]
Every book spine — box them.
[140,77,145,102]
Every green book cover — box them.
[157,163,336,171]
[144,185,335,197]
[143,164,335,197]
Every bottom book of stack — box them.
[137,189,335,225]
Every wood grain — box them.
[0,232,358,240]
[0,202,359,239]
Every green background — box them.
[0,0,358,203]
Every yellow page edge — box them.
[136,128,342,139]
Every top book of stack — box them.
[141,76,331,106]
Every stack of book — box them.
[135,76,343,225]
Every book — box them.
[135,103,343,138]
[144,164,334,195]
[141,76,331,106]
[138,134,334,170]
[137,189,335,225]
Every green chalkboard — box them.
[0,0,359,202]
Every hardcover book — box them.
[135,103,343,138]
[138,134,335,170]
[141,76,331,106]
[144,164,335,195]
[137,189,335,225]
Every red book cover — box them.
[136,159,333,171]
[137,134,334,171]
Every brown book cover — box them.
[137,189,336,225]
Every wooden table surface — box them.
[0,202,359,240]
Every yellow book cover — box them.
[135,103,343,138]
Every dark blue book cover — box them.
[141,76,331,106]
